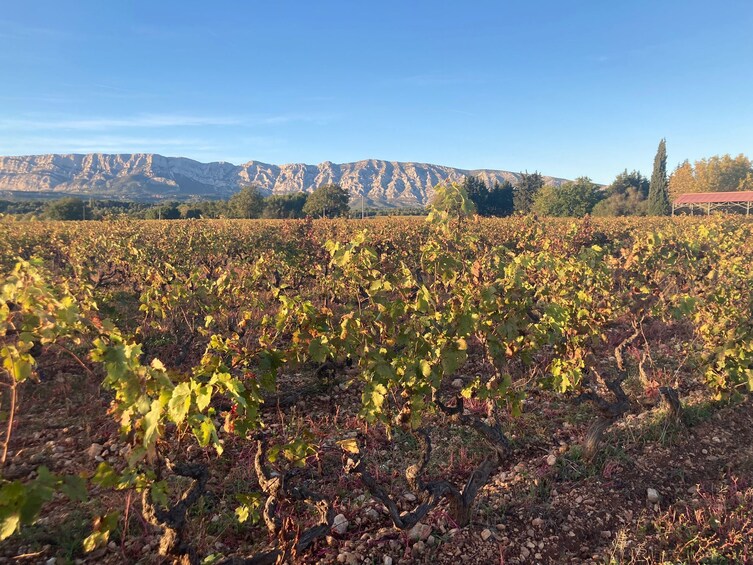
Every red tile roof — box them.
[674,191,753,204]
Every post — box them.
[747,201,750,217]
[671,202,675,216]
[361,194,365,220]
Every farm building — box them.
[672,191,753,215]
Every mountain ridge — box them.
[0,153,568,206]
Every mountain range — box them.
[0,153,567,206]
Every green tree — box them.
[461,176,488,213]
[180,206,202,219]
[486,180,515,216]
[229,185,265,219]
[513,171,544,213]
[647,139,671,215]
[302,184,350,218]
[263,192,309,219]
[45,198,91,221]
[608,169,649,198]
[461,176,514,217]
[145,203,181,220]
[592,170,649,216]
[532,177,603,217]
[592,188,648,216]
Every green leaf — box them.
[195,385,213,412]
[308,337,329,363]
[362,382,387,422]
[151,481,169,509]
[83,511,119,553]
[168,382,192,424]
[143,399,162,449]
[92,462,120,488]
[61,475,87,502]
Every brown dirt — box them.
[2,360,752,565]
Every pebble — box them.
[546,454,557,466]
[383,556,393,565]
[480,528,493,541]
[363,507,380,522]
[87,443,104,458]
[452,378,464,389]
[647,488,660,503]
[409,522,432,541]
[532,517,544,527]
[332,513,349,535]
[404,492,417,502]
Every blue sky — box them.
[1,0,752,183]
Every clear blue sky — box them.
[1,0,751,183]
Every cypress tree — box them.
[647,138,671,215]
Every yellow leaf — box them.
[336,438,360,454]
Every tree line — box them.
[462,141,751,217]
[2,142,751,221]
[0,184,351,221]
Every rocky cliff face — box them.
[0,153,567,206]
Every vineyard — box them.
[1,189,752,564]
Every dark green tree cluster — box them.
[461,176,514,216]
[513,171,545,213]
[262,193,309,219]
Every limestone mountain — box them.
[0,153,567,206]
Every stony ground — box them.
[2,358,752,565]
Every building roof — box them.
[674,191,753,204]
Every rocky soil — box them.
[2,354,751,564]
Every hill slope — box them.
[0,153,567,205]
